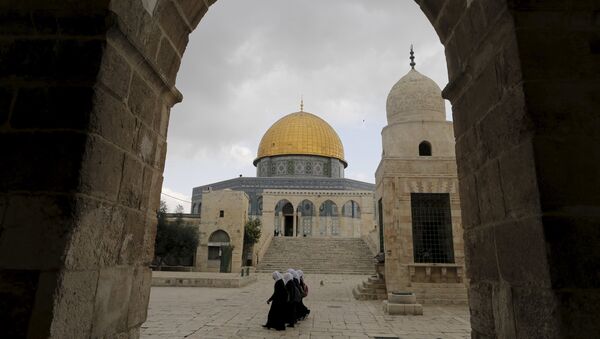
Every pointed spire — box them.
[300,95,304,112]
[410,44,416,69]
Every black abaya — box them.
[265,279,287,330]
[284,280,297,326]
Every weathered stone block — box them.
[464,227,498,282]
[128,72,158,128]
[494,217,550,288]
[91,87,137,153]
[177,0,209,28]
[157,0,191,53]
[416,0,444,25]
[468,282,496,337]
[475,159,506,226]
[0,194,74,270]
[109,0,145,44]
[456,173,480,230]
[498,141,540,218]
[127,266,152,328]
[133,124,159,167]
[135,18,163,62]
[79,136,124,201]
[98,206,128,267]
[98,44,132,100]
[491,283,516,338]
[435,0,467,43]
[141,213,158,265]
[156,37,181,84]
[118,154,144,209]
[476,88,532,163]
[511,287,560,338]
[64,197,113,270]
[46,270,99,338]
[91,266,134,337]
[118,208,146,265]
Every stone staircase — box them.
[256,237,375,275]
[408,282,469,305]
[353,274,387,300]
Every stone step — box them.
[256,237,375,275]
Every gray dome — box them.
[386,69,445,124]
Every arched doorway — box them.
[275,199,294,237]
[2,2,597,338]
[207,230,232,273]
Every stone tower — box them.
[375,53,466,303]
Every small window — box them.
[419,141,432,156]
[219,210,224,217]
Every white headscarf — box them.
[287,268,299,280]
[272,271,283,281]
[297,270,304,281]
[283,272,293,284]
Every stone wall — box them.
[262,189,376,239]
[417,0,600,337]
[375,159,464,291]
[195,190,247,273]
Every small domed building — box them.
[375,50,467,307]
[191,106,377,272]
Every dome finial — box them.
[300,95,304,112]
[410,44,416,69]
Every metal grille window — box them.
[410,193,454,263]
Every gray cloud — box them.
[162,0,448,211]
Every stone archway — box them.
[1,1,598,338]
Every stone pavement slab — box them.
[142,273,470,338]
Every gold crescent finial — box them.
[300,95,304,112]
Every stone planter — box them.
[389,292,416,304]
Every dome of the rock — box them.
[255,111,346,166]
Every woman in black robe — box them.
[283,272,297,327]
[288,269,307,322]
[263,271,286,331]
[297,270,310,320]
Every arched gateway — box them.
[1,2,597,338]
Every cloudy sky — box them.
[161,0,449,212]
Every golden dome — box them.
[255,111,346,166]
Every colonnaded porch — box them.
[142,273,470,338]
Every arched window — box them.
[319,200,339,236]
[342,200,361,218]
[319,200,338,217]
[419,141,432,156]
[297,200,315,216]
[209,230,230,244]
[297,200,315,236]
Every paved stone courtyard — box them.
[142,273,470,339]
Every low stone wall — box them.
[151,272,257,288]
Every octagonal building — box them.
[190,106,377,272]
